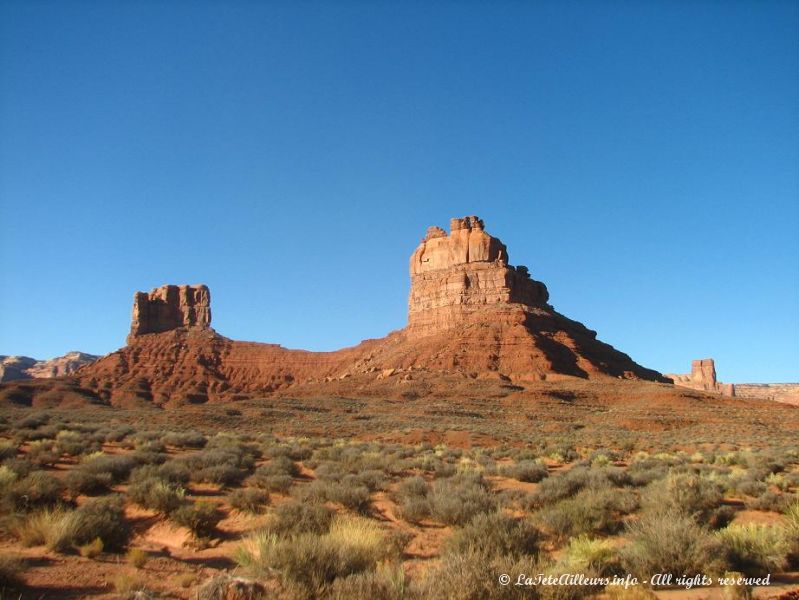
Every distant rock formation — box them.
[668,358,799,404]
[408,216,549,336]
[733,383,799,406]
[0,352,100,382]
[129,284,212,342]
[0,215,669,408]
[666,359,734,396]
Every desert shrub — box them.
[0,553,24,588]
[251,473,293,493]
[196,574,266,600]
[643,472,723,522]
[26,440,60,466]
[327,563,408,600]
[229,488,269,514]
[163,430,206,448]
[236,515,400,593]
[65,469,113,495]
[0,439,17,461]
[55,430,101,457]
[746,490,795,512]
[562,535,622,577]
[57,494,130,552]
[786,501,799,565]
[127,547,148,568]
[2,458,34,479]
[427,474,496,525]
[446,511,539,557]
[501,460,549,483]
[6,470,65,511]
[301,479,371,513]
[258,456,300,478]
[196,464,246,487]
[128,478,185,514]
[171,501,223,539]
[0,465,17,491]
[100,425,135,442]
[11,508,72,547]
[265,442,312,461]
[263,500,333,537]
[715,524,789,576]
[412,550,542,600]
[130,462,190,487]
[526,467,595,508]
[534,487,637,543]
[621,510,722,580]
[78,537,104,558]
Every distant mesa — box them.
[0,352,99,383]
[0,216,670,408]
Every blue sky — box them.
[1,1,797,383]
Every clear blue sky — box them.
[1,1,797,383]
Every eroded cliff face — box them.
[408,216,549,336]
[0,215,669,408]
[129,285,212,342]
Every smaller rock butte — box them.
[667,359,734,396]
[668,358,799,405]
[129,284,211,342]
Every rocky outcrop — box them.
[129,284,212,342]
[0,215,669,408]
[666,358,734,396]
[733,384,799,406]
[408,216,549,336]
[0,352,99,383]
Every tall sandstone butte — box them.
[129,284,212,341]
[408,216,549,336]
[0,216,668,408]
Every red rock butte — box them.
[0,216,669,408]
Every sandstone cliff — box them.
[129,284,211,342]
[0,216,669,408]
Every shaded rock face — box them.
[0,352,99,382]
[666,358,734,396]
[408,216,549,336]
[129,284,212,342]
[1,216,670,408]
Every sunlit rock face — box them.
[408,216,549,336]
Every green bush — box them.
[446,511,539,557]
[263,500,333,537]
[427,475,496,525]
[6,471,65,511]
[171,501,223,539]
[229,488,269,514]
[236,515,400,593]
[534,487,637,543]
[622,510,722,580]
[715,524,790,576]
[302,479,371,513]
[502,460,549,483]
[60,495,130,552]
[128,478,185,514]
[561,535,622,577]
